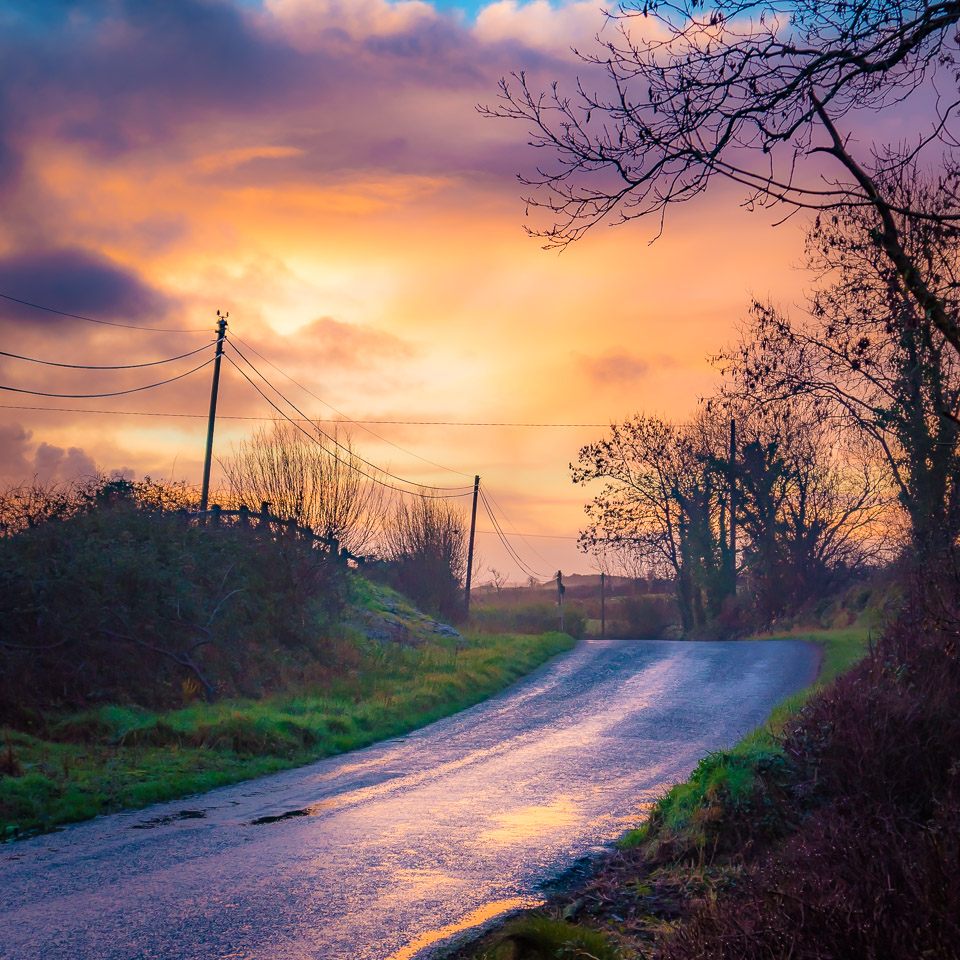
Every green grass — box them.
[618,621,872,853]
[475,915,622,960]
[1,630,575,838]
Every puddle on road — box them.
[385,896,544,960]
[477,798,582,845]
[246,799,339,825]
[131,809,206,830]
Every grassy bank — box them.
[617,622,870,857]
[1,630,575,839]
[454,622,874,960]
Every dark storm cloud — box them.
[0,247,172,326]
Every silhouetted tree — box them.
[723,168,960,569]
[484,2,960,353]
[574,404,886,627]
[572,413,731,630]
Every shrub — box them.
[0,477,348,721]
[620,594,677,638]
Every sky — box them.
[0,0,814,579]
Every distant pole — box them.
[600,571,606,639]
[463,475,480,618]
[729,417,737,594]
[557,570,565,633]
[200,312,228,513]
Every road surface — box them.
[0,637,818,960]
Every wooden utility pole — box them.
[200,312,228,513]
[463,475,480,617]
[729,417,737,595]
[600,571,606,639]
[557,570,565,633]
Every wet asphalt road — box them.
[0,638,818,960]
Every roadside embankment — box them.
[1,627,574,838]
[0,480,578,837]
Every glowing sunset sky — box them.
[0,0,813,578]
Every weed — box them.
[1,731,21,778]
[658,610,960,960]
[484,915,621,960]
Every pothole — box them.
[132,809,207,829]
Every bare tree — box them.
[487,567,509,597]
[222,421,384,555]
[574,402,887,627]
[483,1,960,354]
[572,412,731,629]
[383,493,468,620]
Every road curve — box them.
[0,638,818,960]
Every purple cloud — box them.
[0,247,172,327]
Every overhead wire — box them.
[0,404,607,427]
[479,486,550,581]
[0,292,211,333]
[0,356,217,399]
[476,528,579,541]
[0,338,218,370]
[223,352,473,500]
[481,493,547,583]
[228,331,475,478]
[481,485,553,567]
[226,341,473,494]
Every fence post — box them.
[238,504,249,528]
[211,504,221,527]
[259,501,271,532]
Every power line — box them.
[0,292,210,333]
[0,339,217,370]
[227,342,473,494]
[229,332,475,478]
[482,485,553,566]
[0,356,216,399]
[479,487,550,581]
[475,528,579,541]
[0,403,606,428]
[0,401,610,428]
[223,353,473,500]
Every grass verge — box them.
[1,630,575,839]
[618,622,871,856]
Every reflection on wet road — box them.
[0,638,818,960]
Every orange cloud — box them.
[0,0,816,576]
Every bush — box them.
[620,594,677,638]
[0,477,348,721]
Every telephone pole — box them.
[200,312,228,513]
[463,475,480,618]
[729,417,737,595]
[557,570,565,633]
[600,571,606,639]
